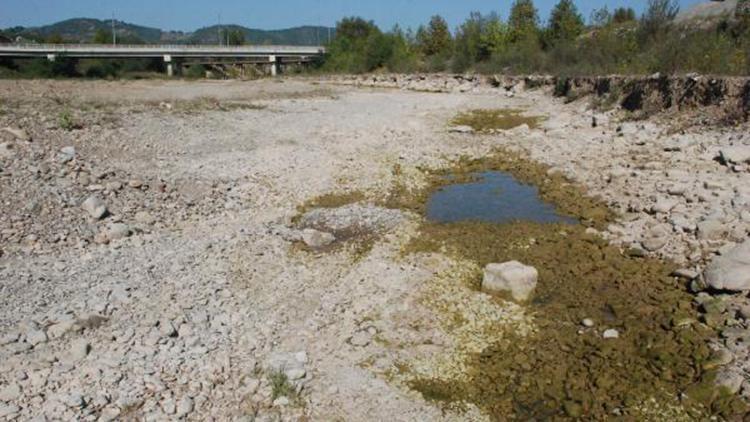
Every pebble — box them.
[68,339,91,361]
[81,195,108,220]
[581,318,595,328]
[602,329,620,339]
[26,329,48,346]
[176,396,194,417]
[0,403,20,418]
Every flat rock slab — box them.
[721,146,750,165]
[298,204,404,238]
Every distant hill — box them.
[1,18,333,46]
[191,25,333,46]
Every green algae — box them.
[451,109,545,133]
[404,221,737,419]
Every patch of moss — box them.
[295,190,367,217]
[404,220,727,419]
[451,109,545,132]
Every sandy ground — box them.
[0,77,748,420]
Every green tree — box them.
[640,0,680,39]
[417,15,453,56]
[93,28,111,44]
[508,0,539,42]
[612,7,637,24]
[453,12,508,71]
[548,0,585,42]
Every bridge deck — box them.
[0,44,326,59]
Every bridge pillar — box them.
[164,55,173,77]
[46,54,56,62]
[269,55,278,77]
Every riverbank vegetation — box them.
[323,0,750,76]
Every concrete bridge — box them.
[0,44,326,76]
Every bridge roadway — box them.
[0,44,327,76]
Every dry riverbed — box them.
[0,76,749,420]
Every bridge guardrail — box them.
[0,43,326,54]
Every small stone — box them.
[176,396,194,417]
[128,179,144,189]
[582,318,595,328]
[482,261,538,302]
[0,142,14,158]
[3,127,31,142]
[0,332,19,345]
[273,396,290,407]
[716,371,744,395]
[69,339,91,361]
[26,329,48,346]
[720,146,750,165]
[161,398,176,415]
[58,146,76,163]
[651,199,678,214]
[642,237,668,252]
[135,211,156,225]
[0,383,22,401]
[285,368,306,380]
[603,329,619,339]
[0,403,20,418]
[158,320,178,338]
[63,392,85,408]
[738,305,750,320]
[103,223,131,241]
[697,220,727,241]
[349,331,371,347]
[448,125,475,134]
[703,349,734,370]
[105,181,123,191]
[81,195,108,220]
[301,228,335,248]
[672,268,699,280]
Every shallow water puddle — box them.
[426,171,577,225]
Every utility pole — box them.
[218,14,222,46]
[112,12,117,45]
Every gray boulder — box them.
[482,261,538,302]
[704,240,750,291]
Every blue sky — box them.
[1,0,704,31]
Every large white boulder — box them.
[704,240,750,291]
[482,261,539,302]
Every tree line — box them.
[322,0,750,76]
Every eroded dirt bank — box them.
[0,77,749,420]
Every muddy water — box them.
[426,171,577,225]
